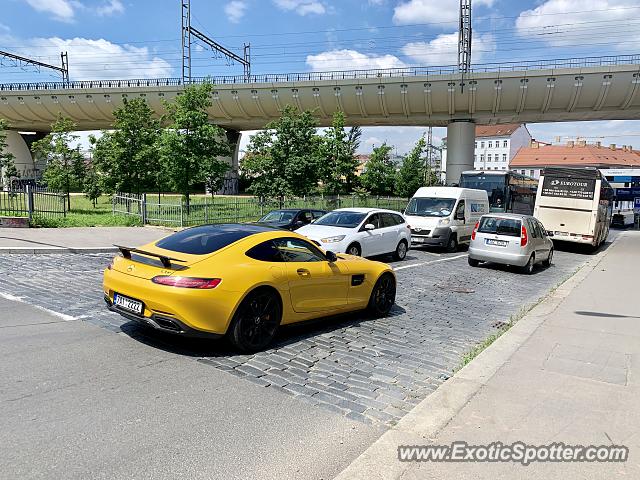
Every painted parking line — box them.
[393,254,468,271]
[0,291,81,322]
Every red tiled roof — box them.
[510,145,640,168]
[475,124,522,137]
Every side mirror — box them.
[295,220,304,227]
[455,211,465,221]
[326,250,338,262]
[364,223,375,230]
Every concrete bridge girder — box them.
[1,65,640,132]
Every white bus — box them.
[534,167,613,248]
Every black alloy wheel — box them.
[347,243,362,256]
[367,273,396,318]
[229,290,281,352]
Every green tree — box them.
[395,136,426,198]
[0,119,18,188]
[360,143,395,196]
[320,112,360,195]
[92,97,161,195]
[83,161,102,207]
[160,82,230,211]
[242,105,322,202]
[346,125,362,155]
[32,116,85,210]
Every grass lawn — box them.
[5,192,409,228]
[33,195,142,228]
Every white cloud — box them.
[515,0,640,48]
[96,0,124,16]
[19,37,172,80]
[273,0,326,16]
[23,0,76,21]
[402,32,495,66]
[306,49,407,71]
[225,0,248,23]
[393,0,494,25]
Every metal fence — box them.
[0,184,66,223]
[2,54,640,91]
[113,193,408,228]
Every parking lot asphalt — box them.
[0,242,595,427]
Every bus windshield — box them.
[405,197,456,217]
[459,174,507,211]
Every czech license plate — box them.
[412,236,425,243]
[485,238,508,247]
[113,293,143,314]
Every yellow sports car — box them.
[103,224,396,352]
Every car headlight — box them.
[320,235,346,243]
[438,218,451,226]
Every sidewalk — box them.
[336,231,640,479]
[0,226,172,253]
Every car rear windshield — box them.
[478,217,521,237]
[156,224,264,255]
[313,211,367,228]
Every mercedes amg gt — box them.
[103,224,396,352]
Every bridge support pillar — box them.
[1,131,44,187]
[218,129,240,194]
[445,120,475,185]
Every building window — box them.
[480,154,485,163]
[502,154,507,162]
[503,140,508,148]
[474,155,477,162]
[487,154,491,162]
[502,166,506,170]
[474,142,478,148]
[481,141,485,148]
[530,170,534,177]
[488,141,493,148]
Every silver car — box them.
[468,213,554,274]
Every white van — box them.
[404,187,489,251]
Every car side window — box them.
[245,241,283,262]
[455,201,465,219]
[312,210,325,219]
[273,238,326,262]
[537,220,548,237]
[393,214,405,225]
[381,213,396,228]
[529,219,541,238]
[300,211,313,223]
[364,213,380,229]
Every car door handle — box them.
[296,268,310,277]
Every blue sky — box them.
[2,0,640,154]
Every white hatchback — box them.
[296,208,411,260]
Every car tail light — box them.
[471,221,479,240]
[521,225,528,247]
[152,276,222,289]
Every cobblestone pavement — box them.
[0,246,591,426]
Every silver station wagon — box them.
[468,214,554,274]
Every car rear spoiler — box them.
[114,245,187,268]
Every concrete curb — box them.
[333,241,616,480]
[0,247,119,254]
